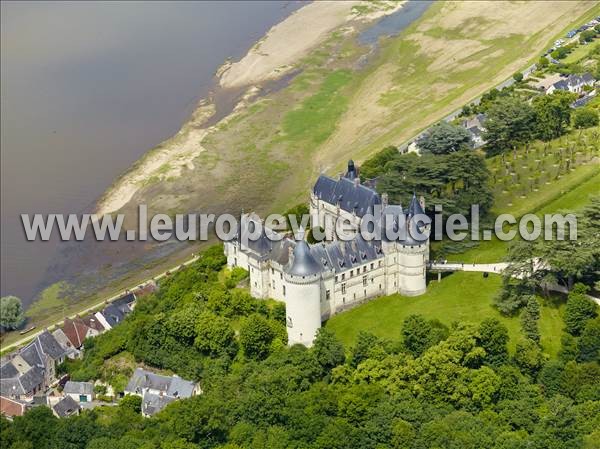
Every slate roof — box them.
[552,73,595,91]
[141,392,176,416]
[313,175,382,218]
[286,240,322,277]
[53,396,80,418]
[63,381,94,396]
[37,330,68,360]
[408,193,426,217]
[100,303,127,328]
[125,368,196,399]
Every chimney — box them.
[382,193,388,208]
[419,195,426,211]
[354,177,360,187]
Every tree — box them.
[513,339,545,376]
[417,121,472,155]
[312,328,345,373]
[194,312,237,357]
[0,296,25,330]
[402,315,432,357]
[520,296,540,343]
[538,56,549,68]
[483,97,536,155]
[573,107,599,129]
[533,91,577,140]
[579,29,596,43]
[578,317,600,363]
[350,331,382,368]
[512,72,523,82]
[564,284,597,335]
[239,314,275,360]
[477,318,509,366]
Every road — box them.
[1,254,201,354]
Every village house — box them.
[124,368,199,417]
[52,396,80,418]
[461,113,487,148]
[0,396,28,419]
[546,73,596,95]
[0,331,67,401]
[63,381,94,403]
[94,292,136,330]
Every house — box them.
[461,113,487,148]
[547,73,596,95]
[572,91,596,108]
[51,328,80,359]
[0,396,28,419]
[63,381,94,403]
[94,292,135,330]
[52,396,80,418]
[225,160,431,347]
[0,330,67,400]
[62,317,102,349]
[124,368,199,417]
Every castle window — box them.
[364,289,366,297]
[283,285,286,296]
[342,273,345,281]
[370,263,374,270]
[271,268,274,274]
[363,266,366,273]
[379,284,382,289]
[379,261,382,267]
[341,283,346,294]
[273,281,276,289]
[362,276,367,287]
[280,273,283,279]
[353,293,356,300]
[335,275,338,282]
[254,282,257,287]
[371,278,374,284]
[350,270,354,277]
[326,290,331,300]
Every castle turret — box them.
[398,213,428,296]
[283,232,322,346]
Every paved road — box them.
[1,254,201,353]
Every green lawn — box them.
[326,271,565,358]
[562,38,600,64]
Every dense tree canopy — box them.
[417,122,472,155]
[0,295,25,330]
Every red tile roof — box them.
[0,396,27,418]
[62,318,90,348]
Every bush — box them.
[573,108,599,129]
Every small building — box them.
[63,381,94,403]
[52,395,80,418]
[461,113,487,148]
[94,292,136,330]
[0,396,28,419]
[547,73,596,95]
[124,368,199,417]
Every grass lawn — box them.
[562,38,600,64]
[326,271,565,358]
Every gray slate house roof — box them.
[125,368,196,399]
[313,175,382,218]
[99,292,136,328]
[551,73,595,91]
[53,396,80,418]
[63,381,94,396]
[142,392,176,416]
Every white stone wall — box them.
[284,274,321,347]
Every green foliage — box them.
[377,150,494,217]
[573,107,599,129]
[578,317,600,363]
[478,318,509,366]
[401,314,448,357]
[579,29,597,44]
[483,97,536,155]
[564,284,597,336]
[239,313,275,360]
[513,339,545,377]
[312,328,345,373]
[513,72,524,82]
[417,121,473,155]
[0,295,25,330]
[521,296,541,343]
[358,145,398,179]
[533,91,578,140]
[120,394,142,414]
[195,312,237,357]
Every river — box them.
[0,1,304,306]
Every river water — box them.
[0,1,303,305]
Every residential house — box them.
[52,396,80,418]
[461,113,487,148]
[0,331,67,400]
[547,73,596,95]
[94,292,136,330]
[0,396,28,419]
[62,317,102,349]
[63,381,94,403]
[52,328,80,359]
[124,368,199,417]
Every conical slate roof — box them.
[286,240,322,276]
[408,193,425,217]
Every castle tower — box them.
[283,230,322,347]
[398,194,429,296]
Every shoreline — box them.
[95,0,406,216]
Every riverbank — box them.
[95,0,406,216]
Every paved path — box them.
[428,262,509,273]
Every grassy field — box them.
[326,271,565,358]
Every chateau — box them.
[224,161,430,347]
